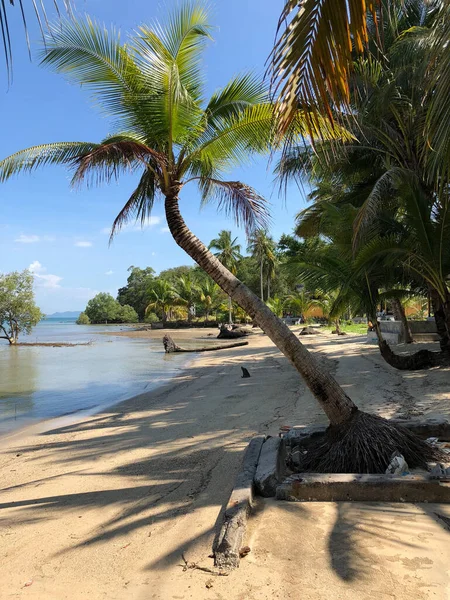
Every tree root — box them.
[296,411,446,473]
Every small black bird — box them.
[241,367,251,378]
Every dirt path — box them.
[0,330,448,599]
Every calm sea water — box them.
[0,319,189,436]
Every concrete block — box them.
[254,437,286,497]
[276,473,450,503]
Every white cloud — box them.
[75,241,93,248]
[15,234,40,244]
[105,270,114,276]
[28,261,62,289]
[160,226,170,233]
[151,252,156,256]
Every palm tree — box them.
[176,274,198,324]
[0,4,437,472]
[247,229,276,302]
[266,296,285,318]
[285,289,316,322]
[270,0,450,164]
[276,3,450,353]
[209,231,242,324]
[198,278,222,324]
[146,280,179,326]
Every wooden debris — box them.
[163,334,248,354]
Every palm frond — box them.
[40,17,147,126]
[200,178,270,235]
[110,169,157,240]
[70,134,166,188]
[270,0,380,137]
[1,1,73,83]
[0,141,97,181]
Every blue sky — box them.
[0,0,307,313]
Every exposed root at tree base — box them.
[297,411,445,474]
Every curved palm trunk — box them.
[165,194,357,425]
[391,298,413,344]
[372,314,440,370]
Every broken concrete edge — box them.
[276,473,450,503]
[254,436,287,498]
[282,418,450,444]
[213,435,265,570]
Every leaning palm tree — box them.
[0,4,438,472]
[209,230,242,324]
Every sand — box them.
[0,328,449,599]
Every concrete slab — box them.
[276,473,450,503]
[254,437,287,497]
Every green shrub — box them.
[76,312,90,325]
[144,311,159,324]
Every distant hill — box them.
[45,311,81,319]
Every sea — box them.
[0,318,190,436]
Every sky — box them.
[0,0,308,313]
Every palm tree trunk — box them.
[431,289,450,352]
[260,258,264,302]
[228,295,232,325]
[165,194,357,425]
[267,276,270,300]
[391,298,413,344]
[372,313,439,370]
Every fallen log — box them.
[217,325,250,339]
[163,334,248,354]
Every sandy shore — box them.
[0,328,449,599]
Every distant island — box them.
[45,311,81,319]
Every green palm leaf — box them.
[0,141,97,181]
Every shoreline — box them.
[0,331,449,599]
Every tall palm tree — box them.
[176,274,198,323]
[247,229,276,302]
[209,230,242,324]
[198,278,222,324]
[146,279,179,326]
[276,2,450,353]
[0,4,436,471]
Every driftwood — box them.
[163,334,248,354]
[214,436,265,569]
[299,326,321,336]
[217,325,250,339]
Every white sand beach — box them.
[0,328,449,599]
